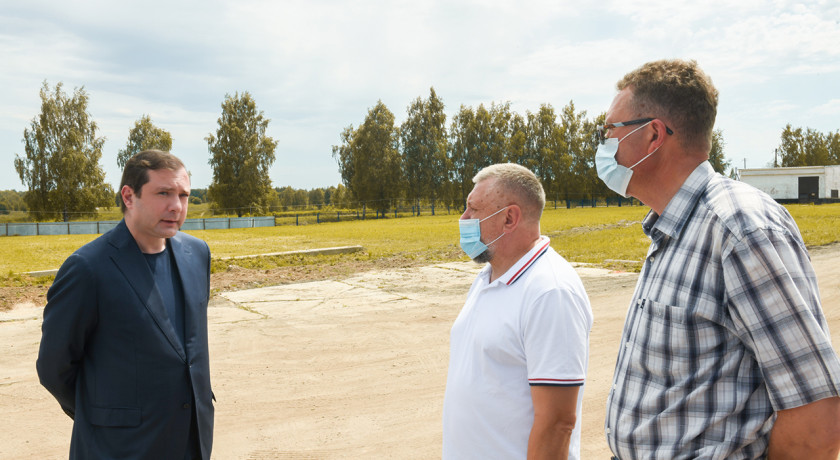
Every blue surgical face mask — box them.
[595,121,659,198]
[459,206,508,260]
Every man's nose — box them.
[169,196,183,212]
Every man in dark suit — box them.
[37,150,214,459]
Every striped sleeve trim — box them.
[529,378,584,387]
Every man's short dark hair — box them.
[119,150,186,213]
[618,59,719,153]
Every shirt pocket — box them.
[645,298,689,325]
[637,299,693,381]
[638,298,726,385]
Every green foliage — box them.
[483,103,514,165]
[574,112,606,200]
[775,124,840,167]
[401,87,449,211]
[275,186,308,210]
[0,190,27,212]
[265,185,351,212]
[446,100,599,209]
[14,81,114,222]
[116,115,173,169]
[190,188,207,203]
[330,184,349,209]
[527,104,567,204]
[708,129,731,174]
[308,188,325,208]
[449,104,506,207]
[506,112,528,166]
[332,100,402,214]
[556,102,584,200]
[207,92,278,217]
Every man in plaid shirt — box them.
[598,59,840,459]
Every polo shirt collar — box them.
[644,161,716,240]
[485,236,551,286]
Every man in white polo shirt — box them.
[442,163,593,460]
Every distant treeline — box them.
[0,190,27,214]
[9,81,836,222]
[189,186,354,211]
[192,185,430,215]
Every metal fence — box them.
[0,211,438,237]
[179,216,276,231]
[1,216,275,237]
[0,200,638,237]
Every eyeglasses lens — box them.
[596,125,608,144]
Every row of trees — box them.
[115,92,278,217]
[204,185,351,214]
[7,77,360,219]
[775,124,840,167]
[12,81,279,221]
[334,88,733,213]
[11,80,836,222]
[0,190,26,215]
[1,184,350,218]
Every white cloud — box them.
[2,0,839,191]
[810,99,840,117]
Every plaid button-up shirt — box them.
[605,161,840,459]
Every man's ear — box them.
[649,119,669,152]
[504,205,522,232]
[120,185,135,209]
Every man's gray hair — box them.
[473,163,546,220]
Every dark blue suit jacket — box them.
[37,220,214,459]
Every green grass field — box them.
[2,203,839,279]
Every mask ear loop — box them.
[618,121,650,143]
[479,205,509,223]
[619,121,659,170]
[480,206,509,248]
[485,231,505,247]
[629,145,660,169]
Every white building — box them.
[739,165,840,203]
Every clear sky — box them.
[2,0,838,192]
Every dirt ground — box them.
[1,244,838,459]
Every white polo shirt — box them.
[442,236,592,460]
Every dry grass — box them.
[2,203,838,281]
[785,203,840,246]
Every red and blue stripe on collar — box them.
[504,239,551,286]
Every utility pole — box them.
[743,158,747,169]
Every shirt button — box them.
[183,403,191,409]
[649,256,655,263]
